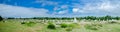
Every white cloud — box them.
[53,5,69,15]
[53,5,69,11]
[97,1,116,11]
[72,0,120,16]
[53,7,60,11]
[58,10,68,14]
[60,5,69,9]
[1,0,120,17]
[72,8,86,13]
[72,8,79,13]
[35,0,59,6]
[99,2,113,10]
[0,4,49,18]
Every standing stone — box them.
[73,17,78,23]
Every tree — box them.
[85,16,96,20]
[104,15,112,20]
[114,16,120,20]
[0,16,3,21]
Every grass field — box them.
[0,19,120,32]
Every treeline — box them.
[78,15,120,20]
[0,15,120,20]
[6,17,74,20]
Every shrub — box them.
[21,22,36,27]
[108,21,117,24]
[68,23,78,28]
[60,23,68,28]
[21,22,26,24]
[85,24,102,30]
[47,24,56,29]
[26,22,36,26]
[48,22,53,24]
[85,24,97,30]
[60,23,79,28]
[66,27,73,31]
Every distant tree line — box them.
[78,15,120,20]
[33,17,74,20]
[2,15,120,20]
[32,15,120,20]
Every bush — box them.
[21,22,26,24]
[27,22,36,26]
[85,24,102,30]
[0,16,3,21]
[47,24,56,29]
[60,23,68,28]
[68,23,78,28]
[66,27,73,31]
[60,23,79,28]
[21,22,36,27]
[48,22,53,24]
[85,25,98,30]
[108,21,117,24]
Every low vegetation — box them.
[47,23,56,29]
[21,22,36,27]
[0,19,120,32]
[0,15,120,32]
[60,23,68,28]
[85,23,103,30]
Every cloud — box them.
[53,5,69,11]
[0,4,49,18]
[1,0,120,17]
[53,7,60,11]
[53,5,69,15]
[60,5,69,9]
[35,0,59,6]
[99,2,114,10]
[58,10,68,14]
[72,8,79,13]
[72,0,120,16]
[35,0,70,15]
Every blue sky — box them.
[0,0,120,18]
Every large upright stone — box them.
[73,17,78,23]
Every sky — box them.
[0,0,120,18]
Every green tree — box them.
[0,16,3,21]
[85,16,96,20]
[114,16,120,20]
[104,15,112,20]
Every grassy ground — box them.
[0,19,120,32]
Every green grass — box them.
[0,19,120,32]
